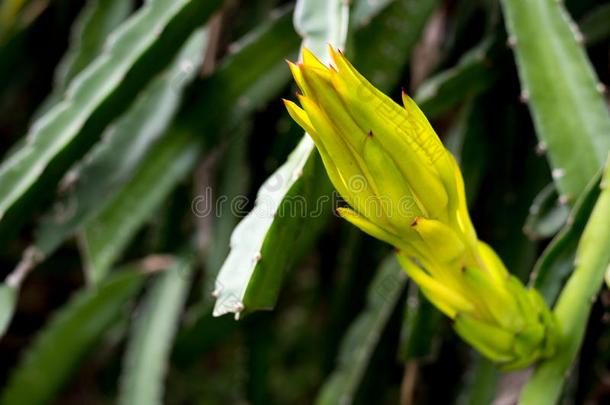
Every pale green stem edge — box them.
[520,155,610,404]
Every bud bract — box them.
[284,47,558,369]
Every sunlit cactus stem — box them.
[521,155,610,404]
[283,46,559,369]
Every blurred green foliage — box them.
[0,0,609,404]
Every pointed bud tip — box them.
[302,47,319,64]
[327,44,345,67]
[282,98,298,109]
[326,43,339,52]
[286,59,301,69]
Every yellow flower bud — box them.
[284,47,559,369]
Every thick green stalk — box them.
[212,0,350,318]
[500,0,610,201]
[520,157,610,404]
